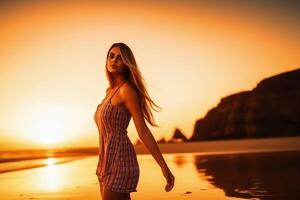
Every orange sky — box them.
[0,0,299,150]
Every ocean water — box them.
[0,150,300,200]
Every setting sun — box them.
[23,103,70,146]
[8,101,89,148]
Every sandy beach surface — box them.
[134,136,300,155]
[1,136,300,200]
[0,154,251,200]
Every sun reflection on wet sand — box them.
[44,157,58,165]
[37,164,63,192]
[1,151,299,199]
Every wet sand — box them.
[0,136,300,200]
[2,151,300,200]
[0,154,249,200]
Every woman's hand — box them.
[161,166,175,192]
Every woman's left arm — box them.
[121,84,175,191]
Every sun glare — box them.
[44,158,58,165]
[33,118,65,145]
[22,102,73,147]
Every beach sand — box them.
[1,136,300,200]
[134,136,300,155]
[0,154,250,200]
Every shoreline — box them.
[0,156,87,174]
[134,135,300,154]
[1,136,299,174]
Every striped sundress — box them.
[94,82,140,193]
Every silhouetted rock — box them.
[190,68,300,141]
[170,128,188,143]
[157,137,167,143]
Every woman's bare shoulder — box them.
[121,83,142,114]
[122,82,137,93]
[105,87,110,95]
[121,82,140,103]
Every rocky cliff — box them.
[170,128,188,142]
[190,68,300,141]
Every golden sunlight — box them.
[0,0,299,151]
[39,164,63,192]
[44,157,58,165]
[26,104,68,145]
[21,102,78,147]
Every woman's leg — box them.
[102,186,131,200]
[100,183,103,196]
[97,177,104,197]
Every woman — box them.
[94,42,175,200]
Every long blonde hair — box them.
[105,42,162,127]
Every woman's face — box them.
[107,46,126,74]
